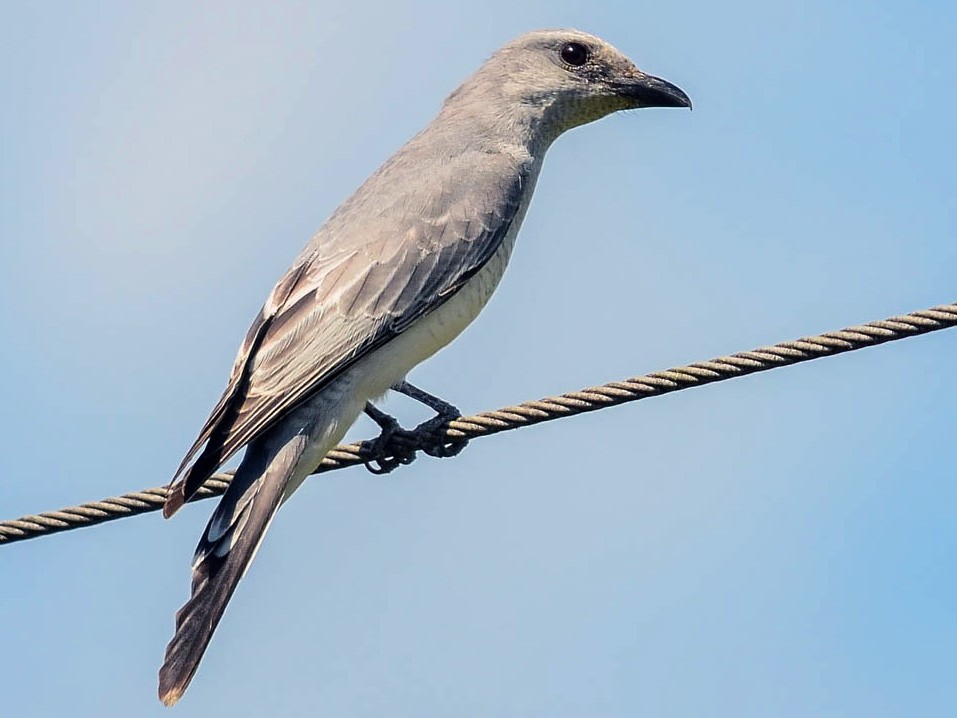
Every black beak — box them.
[617,72,692,109]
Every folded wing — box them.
[164,153,529,515]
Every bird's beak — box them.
[616,72,692,109]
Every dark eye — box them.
[560,42,589,67]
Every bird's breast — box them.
[351,230,519,401]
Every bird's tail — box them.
[158,437,305,706]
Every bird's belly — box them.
[351,236,515,401]
[279,244,512,499]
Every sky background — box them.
[2,1,955,716]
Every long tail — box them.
[158,437,305,706]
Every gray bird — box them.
[158,28,690,706]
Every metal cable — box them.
[2,301,954,546]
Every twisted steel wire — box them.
[2,301,954,546]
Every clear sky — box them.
[2,1,955,716]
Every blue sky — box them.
[2,1,955,716]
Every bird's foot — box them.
[390,380,469,458]
[362,399,468,475]
[363,403,417,475]
[414,413,468,459]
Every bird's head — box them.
[446,29,690,144]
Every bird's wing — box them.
[164,155,529,514]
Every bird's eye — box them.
[560,42,589,67]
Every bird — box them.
[158,28,690,706]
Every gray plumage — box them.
[158,28,690,706]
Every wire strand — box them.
[2,301,954,546]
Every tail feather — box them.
[158,439,301,706]
[163,427,236,519]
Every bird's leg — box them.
[392,381,460,419]
[361,382,469,474]
[392,380,469,459]
[362,402,417,474]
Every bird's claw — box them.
[416,414,469,459]
[363,417,417,475]
[363,412,468,474]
